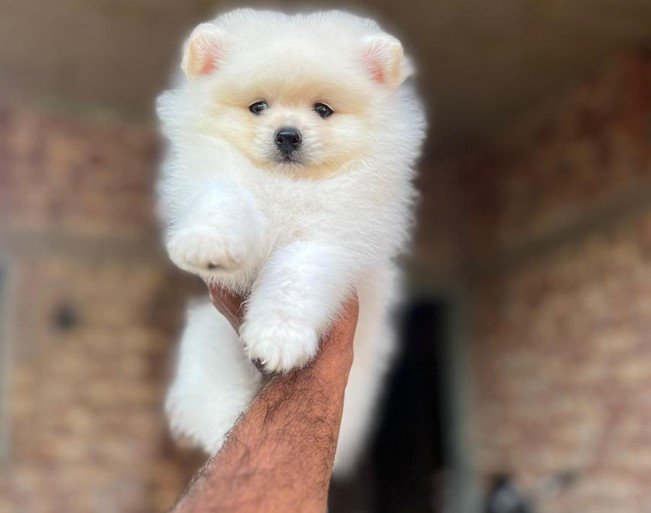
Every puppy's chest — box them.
[247,178,358,235]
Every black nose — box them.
[275,127,302,153]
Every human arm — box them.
[169,286,359,513]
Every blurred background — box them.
[1,1,651,512]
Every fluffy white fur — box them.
[157,8,426,475]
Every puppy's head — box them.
[181,10,413,177]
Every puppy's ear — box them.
[182,23,227,80]
[361,35,412,89]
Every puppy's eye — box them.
[313,103,333,119]
[249,101,268,115]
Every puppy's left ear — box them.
[182,23,227,81]
[361,35,413,89]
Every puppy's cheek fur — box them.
[311,118,372,168]
[206,107,263,162]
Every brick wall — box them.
[422,54,651,512]
[0,104,204,513]
[1,51,650,512]
[0,106,159,238]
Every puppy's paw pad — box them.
[167,227,248,274]
[242,320,319,373]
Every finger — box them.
[208,283,246,331]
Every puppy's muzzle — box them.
[274,127,302,154]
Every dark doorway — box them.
[330,298,451,512]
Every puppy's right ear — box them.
[182,23,226,81]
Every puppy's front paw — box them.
[241,318,319,373]
[167,227,249,275]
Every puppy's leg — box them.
[241,241,353,372]
[166,186,265,279]
[166,299,263,453]
[334,266,400,476]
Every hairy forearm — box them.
[183,365,348,512]
[170,298,357,513]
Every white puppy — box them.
[157,8,426,474]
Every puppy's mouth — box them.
[273,151,306,165]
